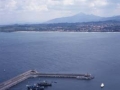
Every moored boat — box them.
[37,81,52,87]
[27,85,44,90]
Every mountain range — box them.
[46,13,120,23]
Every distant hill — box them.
[101,16,120,21]
[47,13,102,23]
[46,13,120,23]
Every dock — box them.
[0,70,94,90]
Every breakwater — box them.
[0,70,94,90]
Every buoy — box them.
[101,83,104,88]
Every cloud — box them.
[22,1,48,11]
[0,0,120,24]
[108,0,120,3]
[89,0,108,7]
[63,0,74,5]
[0,0,113,13]
[0,0,17,11]
[0,0,48,12]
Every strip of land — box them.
[0,21,120,32]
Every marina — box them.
[0,70,94,90]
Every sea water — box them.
[0,32,120,90]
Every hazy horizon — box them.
[0,0,120,25]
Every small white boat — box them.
[101,83,104,88]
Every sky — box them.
[0,0,120,25]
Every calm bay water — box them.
[0,32,120,90]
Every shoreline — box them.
[0,30,120,33]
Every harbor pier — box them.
[0,70,94,90]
